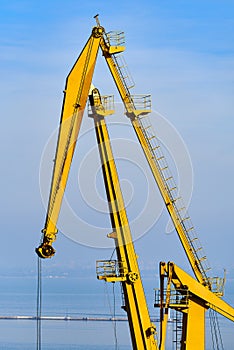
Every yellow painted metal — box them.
[36,16,234,349]
[36,26,103,258]
[88,88,114,117]
[159,262,173,350]
[89,88,158,350]
[158,261,234,349]
[100,34,208,287]
[131,121,208,286]
[100,39,148,117]
[100,42,132,110]
[101,25,234,349]
[182,299,206,350]
[169,262,234,322]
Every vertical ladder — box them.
[173,310,183,350]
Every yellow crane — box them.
[155,262,234,349]
[36,16,159,349]
[36,16,234,349]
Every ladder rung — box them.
[172,197,181,203]
[199,256,207,262]
[182,217,190,222]
[178,207,186,212]
[153,146,160,150]
[169,187,177,191]
[144,125,152,130]
[186,227,194,232]
[190,237,198,242]
[204,267,211,272]
[165,176,173,181]
[195,247,202,252]
[148,135,156,141]
[156,156,164,161]
[160,166,168,171]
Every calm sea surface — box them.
[0,275,233,349]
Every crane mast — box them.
[89,88,158,349]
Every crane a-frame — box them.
[36,17,158,349]
[36,16,234,349]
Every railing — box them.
[101,95,114,112]
[112,54,135,90]
[136,113,213,286]
[130,94,151,113]
[154,288,189,308]
[88,95,114,117]
[208,275,226,297]
[96,260,126,279]
[105,31,125,47]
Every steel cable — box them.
[36,257,42,350]
[209,309,224,350]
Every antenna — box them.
[94,14,100,27]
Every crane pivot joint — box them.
[146,324,156,337]
[127,272,139,284]
[92,26,104,38]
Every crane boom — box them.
[168,262,234,322]
[89,88,158,350]
[36,26,103,258]
[99,33,214,289]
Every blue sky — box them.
[0,0,233,286]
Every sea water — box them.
[0,274,233,349]
[0,274,134,349]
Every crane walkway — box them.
[112,53,135,91]
[136,113,212,284]
[109,47,212,288]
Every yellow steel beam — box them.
[181,299,206,350]
[159,262,173,350]
[90,92,158,349]
[131,120,208,286]
[99,38,135,116]
[36,26,103,258]
[166,262,234,322]
[99,35,208,286]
